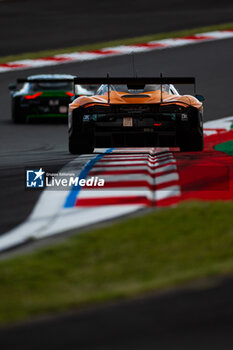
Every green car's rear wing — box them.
[17,78,75,83]
[73,76,195,86]
[14,78,75,94]
[9,78,75,92]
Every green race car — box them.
[8,74,94,123]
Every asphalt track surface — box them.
[0,0,233,56]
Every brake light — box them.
[66,92,75,97]
[154,123,162,126]
[24,92,43,99]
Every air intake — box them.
[121,94,150,98]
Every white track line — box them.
[0,30,232,73]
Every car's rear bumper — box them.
[70,104,203,148]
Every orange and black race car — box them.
[68,76,204,154]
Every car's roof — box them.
[27,74,75,81]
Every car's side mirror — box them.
[8,83,17,91]
[195,94,205,102]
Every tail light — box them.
[66,92,75,97]
[24,92,43,99]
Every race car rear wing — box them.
[9,78,76,93]
[17,78,74,84]
[8,78,75,92]
[73,76,195,85]
[73,76,197,103]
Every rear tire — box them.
[69,108,94,154]
[69,135,94,154]
[12,113,27,124]
[12,101,26,124]
[179,130,204,152]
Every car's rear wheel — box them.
[12,101,26,124]
[69,108,94,154]
[179,130,204,152]
[12,113,27,124]
[69,134,94,154]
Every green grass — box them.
[1,22,233,64]
[1,200,233,325]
